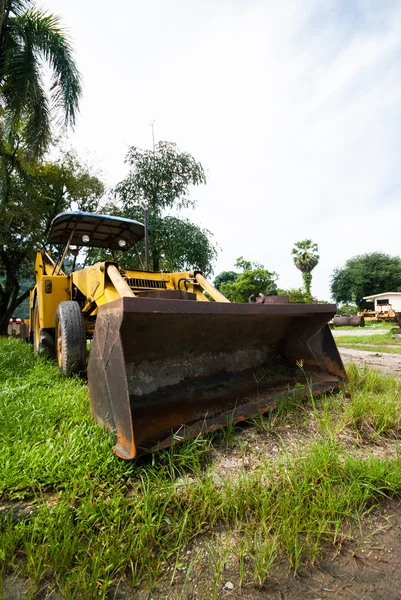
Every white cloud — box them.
[47,0,401,300]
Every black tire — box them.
[33,301,55,357]
[55,301,86,375]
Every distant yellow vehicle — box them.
[30,211,346,459]
[358,302,398,323]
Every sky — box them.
[46,0,401,301]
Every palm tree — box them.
[0,0,81,160]
[292,239,319,299]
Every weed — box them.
[340,364,401,438]
[206,537,232,600]
[251,529,278,586]
[340,344,401,355]
[336,332,401,345]
[176,559,195,600]
[3,338,401,597]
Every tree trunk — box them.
[0,298,13,335]
[302,272,312,299]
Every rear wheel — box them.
[33,301,55,356]
[55,301,86,375]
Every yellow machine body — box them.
[30,250,225,339]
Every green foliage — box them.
[114,141,216,273]
[10,278,32,318]
[338,303,359,316]
[0,1,82,331]
[213,271,237,291]
[0,149,104,332]
[86,205,217,276]
[0,1,81,160]
[292,240,319,297]
[115,141,206,213]
[292,240,319,273]
[278,287,311,303]
[331,252,401,309]
[149,214,216,275]
[235,256,263,271]
[217,257,278,302]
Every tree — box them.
[0,0,82,332]
[114,141,216,274]
[292,239,319,299]
[331,252,401,309]
[0,0,81,161]
[150,214,216,274]
[213,271,237,291]
[0,150,104,334]
[115,141,206,212]
[33,150,105,237]
[337,304,358,317]
[86,205,217,276]
[217,257,278,303]
[278,287,311,303]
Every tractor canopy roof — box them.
[47,211,145,251]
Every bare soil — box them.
[3,501,401,600]
[185,500,401,600]
[238,499,401,600]
[339,348,401,376]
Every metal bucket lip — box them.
[99,297,337,318]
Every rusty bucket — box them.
[88,298,346,459]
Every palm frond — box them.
[9,0,32,16]
[0,15,50,157]
[1,18,33,124]
[18,9,81,126]
[0,4,81,159]
[23,68,51,159]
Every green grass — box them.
[339,344,401,355]
[335,332,401,345]
[2,338,401,598]
[340,364,401,438]
[333,321,395,331]
[298,364,401,441]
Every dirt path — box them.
[339,347,401,376]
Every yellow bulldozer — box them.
[30,211,346,459]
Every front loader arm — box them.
[193,273,230,303]
[106,265,135,298]
[72,262,230,315]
